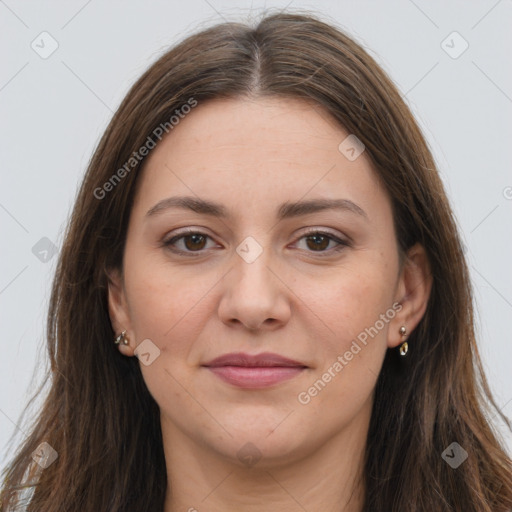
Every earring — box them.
[114,330,129,345]
[398,326,408,356]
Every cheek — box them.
[320,261,395,339]
[295,277,392,423]
[122,262,216,408]
[117,236,216,422]
[126,263,213,348]
[307,258,397,395]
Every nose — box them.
[217,243,291,332]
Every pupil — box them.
[307,234,328,251]
[186,234,205,250]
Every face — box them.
[108,96,429,467]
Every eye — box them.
[294,230,349,255]
[163,230,218,255]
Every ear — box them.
[106,267,135,357]
[387,243,432,349]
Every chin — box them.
[207,420,312,468]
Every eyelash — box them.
[162,229,350,257]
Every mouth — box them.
[202,352,308,389]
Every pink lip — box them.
[203,352,308,389]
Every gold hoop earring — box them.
[399,326,408,356]
[114,330,129,345]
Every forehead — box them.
[132,96,390,223]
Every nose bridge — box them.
[217,234,290,330]
[232,235,275,294]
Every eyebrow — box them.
[145,195,368,221]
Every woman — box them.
[1,11,511,512]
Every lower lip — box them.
[206,366,306,389]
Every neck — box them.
[162,408,369,512]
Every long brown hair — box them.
[1,11,511,512]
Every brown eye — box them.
[182,234,207,251]
[295,230,349,256]
[163,231,216,255]
[305,233,331,251]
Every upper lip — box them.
[203,352,307,368]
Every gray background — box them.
[1,0,511,471]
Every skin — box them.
[107,97,432,512]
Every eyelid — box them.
[294,226,349,242]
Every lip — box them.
[202,352,308,389]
